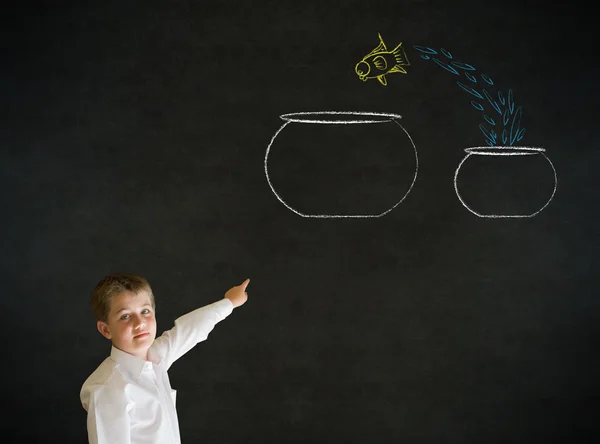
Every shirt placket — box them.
[149,363,180,443]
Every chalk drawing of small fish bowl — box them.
[454,146,557,218]
[264,111,418,218]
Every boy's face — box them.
[97,290,157,360]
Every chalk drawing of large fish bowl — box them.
[454,146,557,218]
[264,111,418,218]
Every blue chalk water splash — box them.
[413,45,525,147]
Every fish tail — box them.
[391,42,410,67]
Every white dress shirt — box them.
[80,298,234,444]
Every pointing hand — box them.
[224,278,250,308]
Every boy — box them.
[80,273,249,444]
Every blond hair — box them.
[91,273,155,322]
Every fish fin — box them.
[390,42,410,67]
[377,75,388,86]
[364,32,388,58]
[372,55,388,71]
[387,65,408,74]
[378,33,388,50]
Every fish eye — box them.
[355,61,370,76]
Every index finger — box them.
[240,278,250,290]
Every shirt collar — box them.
[110,346,152,380]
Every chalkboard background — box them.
[2,0,599,442]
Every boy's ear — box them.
[97,321,112,340]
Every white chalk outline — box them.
[265,111,419,218]
[454,146,557,218]
[279,111,402,124]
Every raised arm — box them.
[153,279,250,368]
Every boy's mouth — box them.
[134,332,149,339]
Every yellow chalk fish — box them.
[355,33,410,86]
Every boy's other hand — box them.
[225,278,250,308]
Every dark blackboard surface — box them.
[2,0,599,442]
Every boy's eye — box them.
[120,314,130,320]
[142,309,150,314]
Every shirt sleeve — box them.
[85,384,132,444]
[152,298,234,369]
